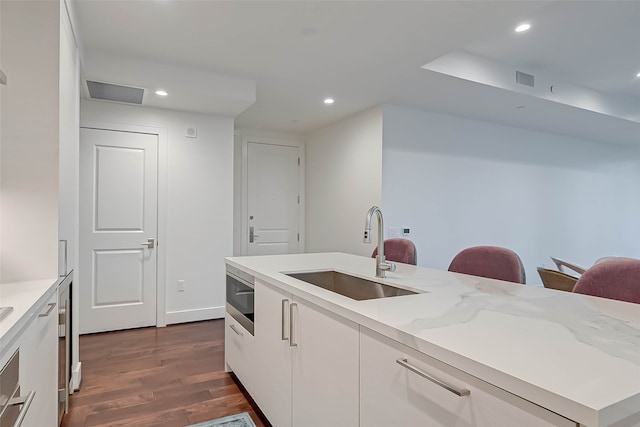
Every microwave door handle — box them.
[235,290,254,296]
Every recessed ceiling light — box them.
[324,98,334,104]
[155,90,168,96]
[515,23,531,33]
[636,72,640,78]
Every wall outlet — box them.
[402,227,410,235]
[177,280,185,292]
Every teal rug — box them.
[187,412,257,427]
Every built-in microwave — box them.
[226,265,254,335]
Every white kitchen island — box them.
[225,252,640,427]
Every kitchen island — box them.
[225,252,640,427]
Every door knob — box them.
[140,238,155,249]
[249,227,259,243]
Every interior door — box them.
[247,142,300,255]
[79,127,158,334]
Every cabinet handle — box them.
[281,299,290,341]
[396,358,470,397]
[229,324,243,336]
[289,303,298,347]
[8,390,36,427]
[39,303,57,318]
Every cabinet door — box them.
[253,280,292,427]
[292,298,359,427]
[19,291,58,427]
[360,327,577,427]
[224,313,254,394]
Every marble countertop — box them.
[0,278,59,366]
[226,252,640,427]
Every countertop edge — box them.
[0,278,60,367]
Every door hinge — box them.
[297,233,300,242]
[297,195,300,204]
[298,157,300,166]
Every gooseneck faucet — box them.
[364,206,396,278]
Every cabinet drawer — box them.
[19,290,58,427]
[224,313,254,393]
[360,327,577,427]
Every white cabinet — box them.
[360,327,578,427]
[224,313,254,394]
[19,290,58,427]
[253,281,292,427]
[253,279,359,427]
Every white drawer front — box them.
[224,313,254,394]
[360,327,577,427]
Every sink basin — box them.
[285,270,418,300]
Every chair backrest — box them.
[371,238,417,265]
[594,256,637,265]
[448,246,526,284]
[572,259,640,304]
[537,267,578,292]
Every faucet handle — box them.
[379,261,396,273]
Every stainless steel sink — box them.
[286,270,418,300]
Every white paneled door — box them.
[79,128,158,334]
[247,142,300,255]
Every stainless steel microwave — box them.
[225,265,255,335]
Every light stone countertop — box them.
[226,252,640,427]
[0,278,59,367]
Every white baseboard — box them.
[70,361,82,392]
[165,306,225,325]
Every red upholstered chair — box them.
[572,259,640,304]
[371,238,417,265]
[448,246,526,284]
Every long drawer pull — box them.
[9,390,36,427]
[396,358,470,397]
[39,303,56,318]
[229,324,243,336]
[281,299,289,341]
[289,303,298,347]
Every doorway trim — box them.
[79,120,168,327]
[235,133,305,256]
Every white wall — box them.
[381,105,640,284]
[1,0,60,282]
[81,99,234,324]
[305,107,383,256]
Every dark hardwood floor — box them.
[62,320,271,427]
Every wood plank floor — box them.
[62,320,271,427]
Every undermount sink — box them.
[285,270,418,300]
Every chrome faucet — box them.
[364,206,396,278]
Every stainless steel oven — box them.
[0,351,35,427]
[226,265,254,335]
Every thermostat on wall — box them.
[186,127,197,138]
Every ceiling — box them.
[73,1,640,144]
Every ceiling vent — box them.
[515,71,535,88]
[87,81,144,104]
